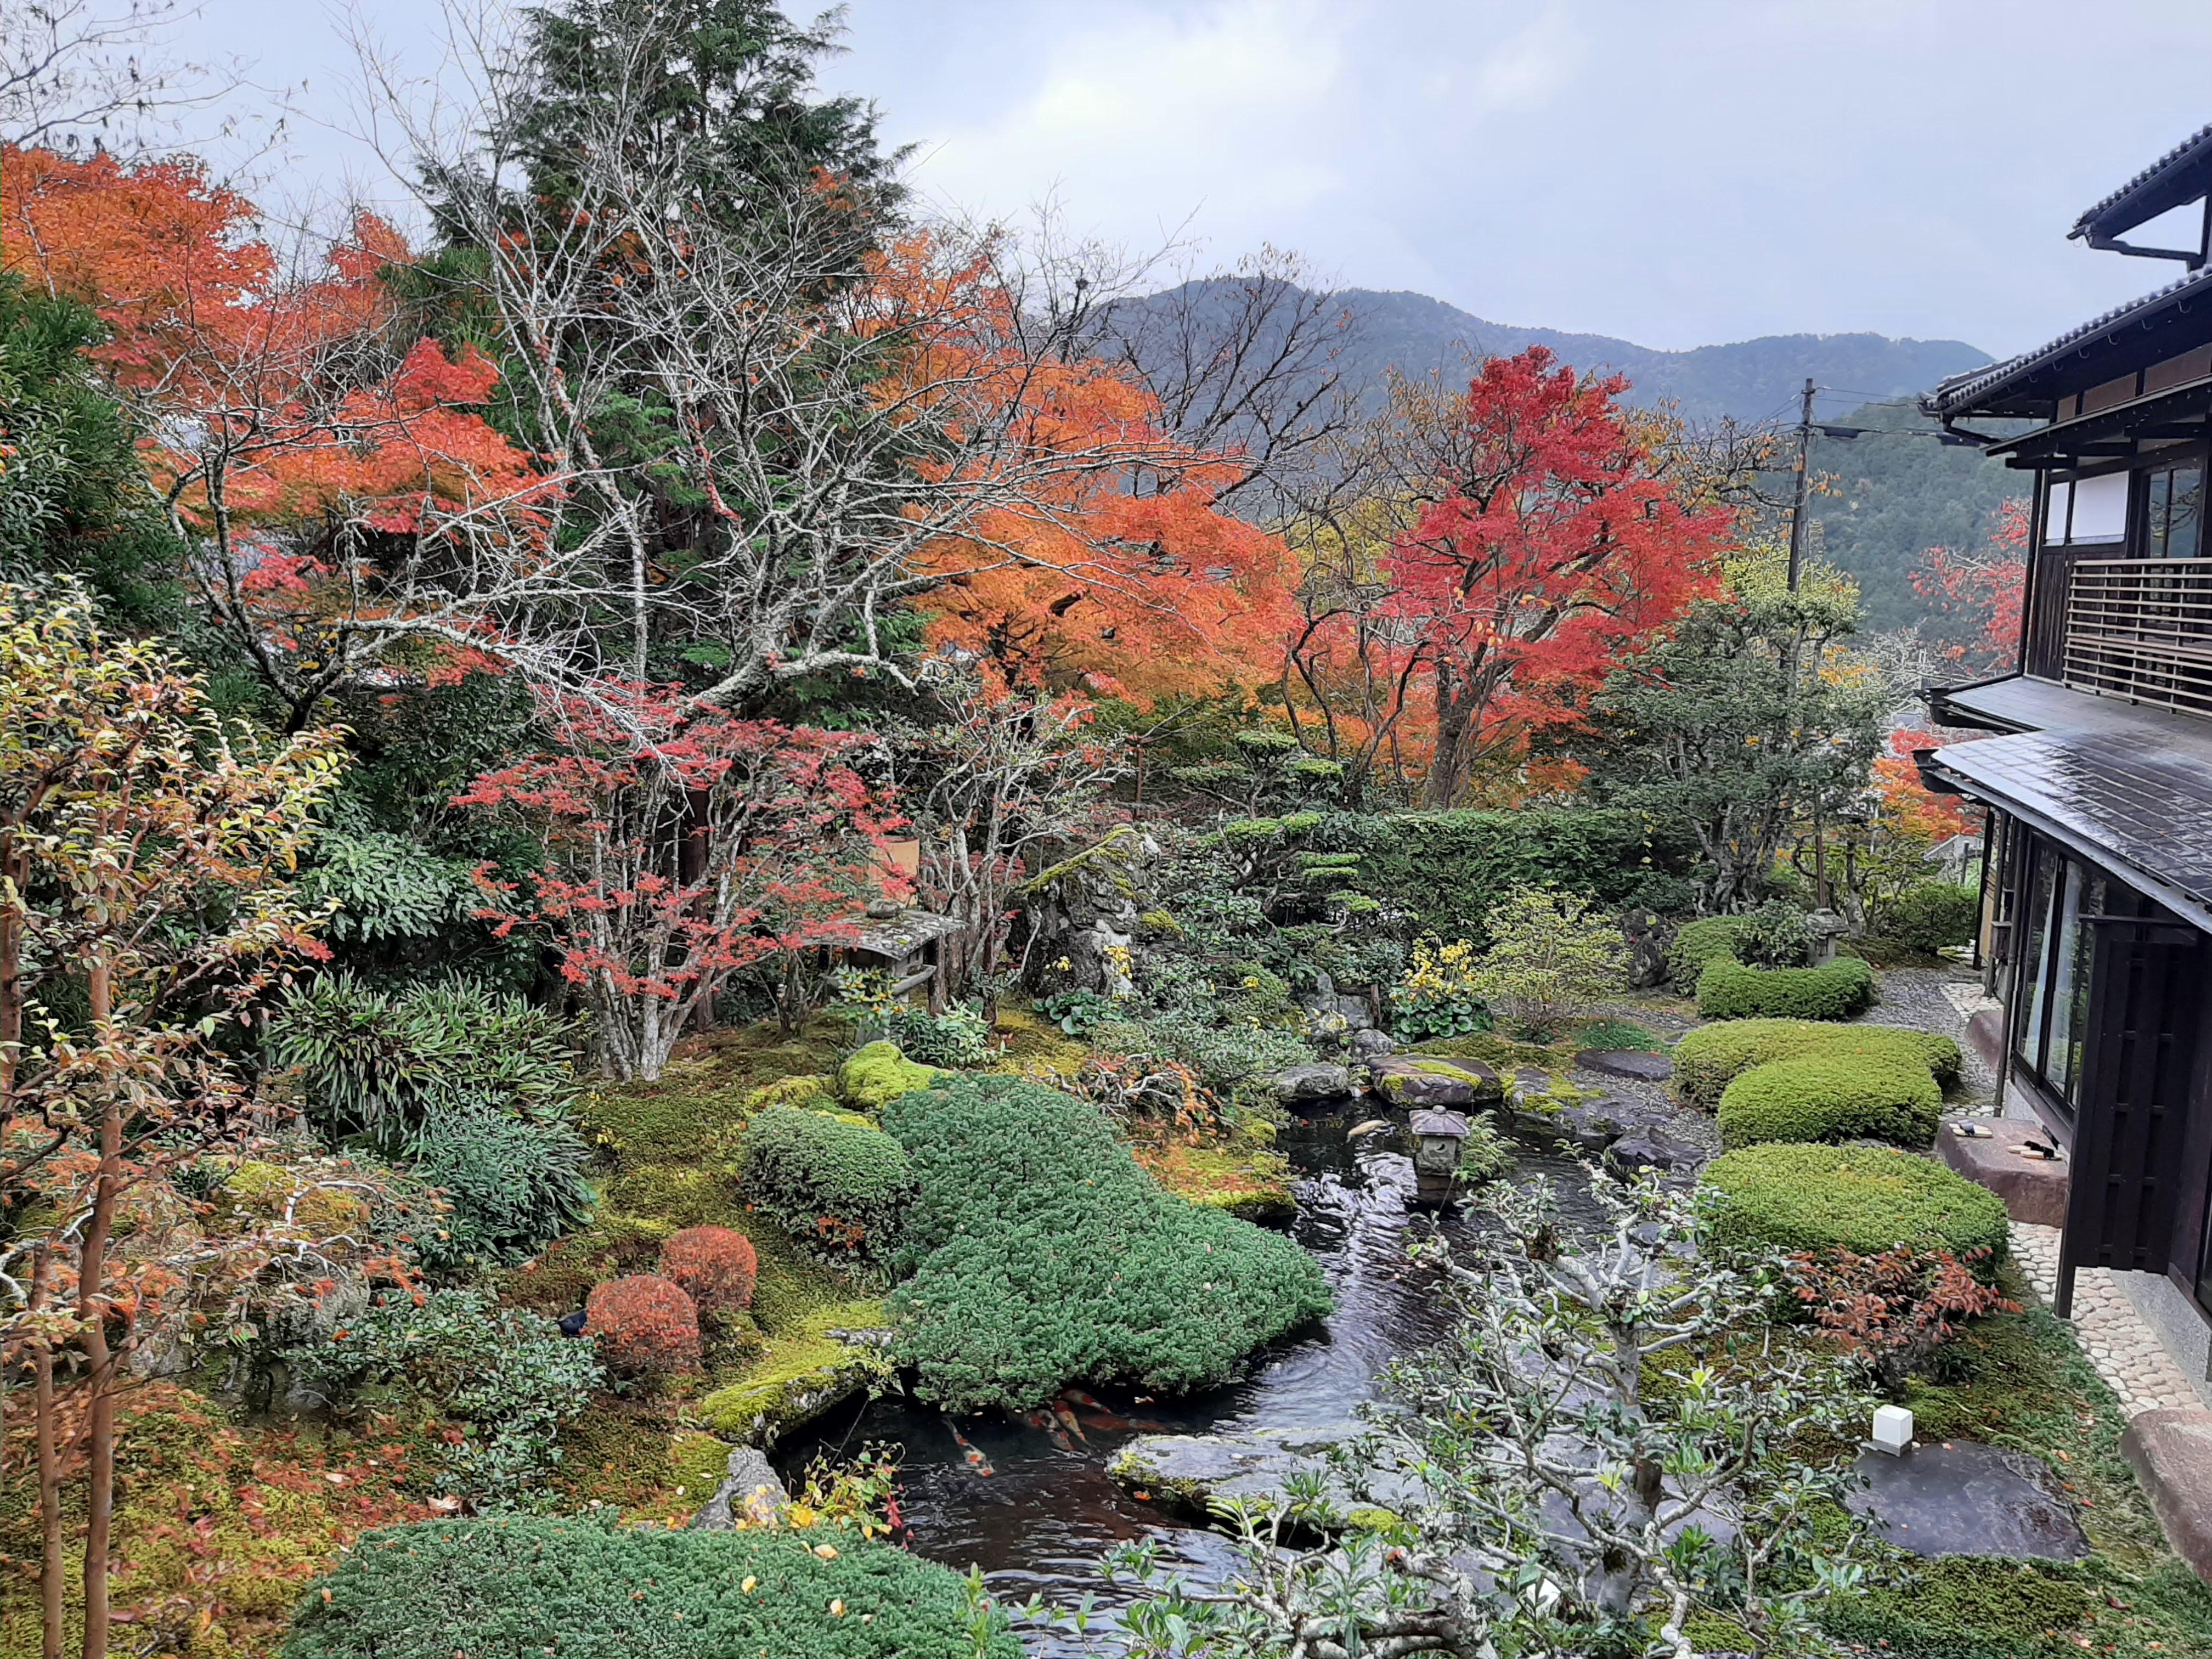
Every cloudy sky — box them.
[193,0,2212,359]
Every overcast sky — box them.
[190,0,2212,360]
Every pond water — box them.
[774,1101,1605,1637]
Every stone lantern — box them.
[1408,1110,1472,1204]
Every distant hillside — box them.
[1321,288,1993,426]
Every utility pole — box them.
[1785,376,1816,592]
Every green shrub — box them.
[1716,1056,1940,1149]
[268,973,580,1145]
[1666,916,1747,992]
[836,1040,939,1111]
[887,1005,993,1068]
[1876,882,1981,955]
[399,1105,596,1274]
[1732,899,1814,968]
[285,1289,600,1503]
[741,1103,914,1266]
[881,1075,1331,1412]
[1695,955,1876,1021]
[1674,1019,1961,1109]
[1469,884,1624,1040]
[1089,1011,1316,1097]
[1705,1143,2010,1264]
[280,1515,1019,1659]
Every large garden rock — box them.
[1937,1118,2069,1227]
[1511,1092,1671,1150]
[1847,1441,2087,1560]
[1109,1424,1418,1530]
[1368,1056,1503,1109]
[690,1447,789,1530]
[1607,1127,1707,1177]
[1267,1063,1353,1103]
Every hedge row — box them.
[881,1075,1331,1412]
[1674,1019,1961,1109]
[1716,1056,1941,1150]
[1694,955,1877,1022]
[1704,1143,2009,1266]
[281,1516,1019,1659]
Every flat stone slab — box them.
[1939,1119,2069,1227]
[1513,1095,1673,1151]
[1368,1056,1503,1109]
[1607,1127,1707,1177]
[1108,1425,1418,1530]
[2124,1408,2212,1585]
[1576,1048,1673,1082]
[1847,1441,2087,1560]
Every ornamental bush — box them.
[1666,915,1747,992]
[740,1103,915,1266]
[881,1075,1332,1412]
[1694,955,1877,1021]
[1704,1143,2009,1266]
[657,1224,758,1317]
[281,1515,1019,1659]
[585,1274,702,1376]
[285,1289,601,1503]
[1875,882,1981,955]
[1673,1019,1961,1109]
[1469,884,1623,1040]
[887,1005,993,1068]
[1389,936,1489,1041]
[400,1104,596,1276]
[1716,1055,1941,1149]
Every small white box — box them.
[1871,1404,1915,1455]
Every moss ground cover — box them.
[1673,1017,1961,1109]
[1704,1142,2010,1262]
[881,1075,1331,1412]
[1715,1052,1941,1148]
[279,1515,1020,1659]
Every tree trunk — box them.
[1424,663,1469,808]
[78,957,117,1659]
[35,1245,63,1659]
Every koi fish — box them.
[1061,1389,1109,1413]
[946,1421,995,1476]
[1024,1408,1074,1452]
[1050,1400,1090,1446]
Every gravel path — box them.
[1854,963,1999,1104]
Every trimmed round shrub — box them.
[1876,882,1980,955]
[656,1224,757,1317]
[1732,899,1815,968]
[1704,1143,2009,1265]
[281,1515,1020,1659]
[1666,915,1747,992]
[1695,955,1877,1022]
[1716,1056,1941,1149]
[1674,1019,1962,1109]
[584,1274,702,1376]
[881,1075,1332,1413]
[740,1103,914,1265]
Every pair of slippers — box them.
[1948,1120,2062,1160]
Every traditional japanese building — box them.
[1922,123,2212,1327]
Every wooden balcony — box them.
[2061,556,2212,719]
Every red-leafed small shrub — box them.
[657,1225,758,1318]
[1792,1244,2020,1397]
[584,1274,701,1376]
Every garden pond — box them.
[776,1097,1611,1637]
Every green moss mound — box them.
[1673,1018,1961,1109]
[881,1075,1331,1413]
[741,1104,913,1267]
[280,1515,1018,1659]
[1819,1557,2094,1659]
[1716,1054,1941,1149]
[1666,915,1748,992]
[837,1040,939,1112]
[1694,954,1877,1021]
[1704,1143,2009,1263]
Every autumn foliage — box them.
[657,1225,758,1318]
[1792,1244,2019,1396]
[584,1274,703,1376]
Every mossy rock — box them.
[837,1041,940,1113]
[219,1160,370,1236]
[1817,1557,2094,1659]
[690,1300,891,1446]
[1133,1142,1296,1224]
[602,1163,742,1231]
[741,1074,832,1113]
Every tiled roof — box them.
[2072,122,2212,242]
[1927,263,2212,417]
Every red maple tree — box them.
[1910,499,2028,678]
[1373,349,1729,804]
[455,690,900,1080]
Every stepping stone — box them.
[1266,1063,1353,1103]
[1607,1128,1707,1177]
[2124,1409,2212,1586]
[1576,1048,1673,1082]
[1938,1119,2069,1226]
[1847,1441,2087,1560]
[1367,1056,1503,1108]
[1108,1425,1419,1532]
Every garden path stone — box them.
[1575,1049,1673,1083]
[1937,1118,2069,1226]
[1367,1056,1503,1108]
[1846,1440,2087,1560]
[2123,1409,2212,1584]
[1109,1425,1421,1530]
[1606,1127,1708,1177]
